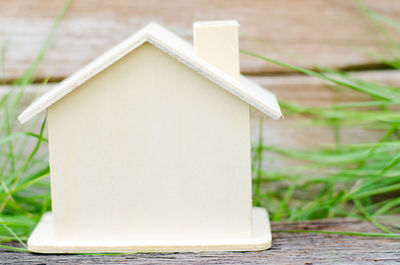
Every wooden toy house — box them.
[19,21,282,253]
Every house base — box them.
[27,207,271,253]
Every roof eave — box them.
[18,22,283,123]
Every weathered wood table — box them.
[1,2,400,263]
[3,0,400,149]
[1,217,399,264]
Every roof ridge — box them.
[18,22,282,124]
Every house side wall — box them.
[47,43,252,241]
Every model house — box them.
[19,21,282,253]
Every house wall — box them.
[47,43,252,241]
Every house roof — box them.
[18,22,282,124]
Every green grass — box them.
[247,7,400,235]
[0,0,400,252]
[0,0,71,250]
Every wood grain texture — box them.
[251,70,400,107]
[1,0,400,80]
[8,69,400,150]
[10,70,400,109]
[2,217,400,264]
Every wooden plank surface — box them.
[1,0,400,81]
[1,217,399,264]
[10,70,400,109]
[6,70,400,152]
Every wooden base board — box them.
[27,207,271,253]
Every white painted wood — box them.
[18,22,282,124]
[47,43,253,241]
[27,207,271,253]
[194,21,240,79]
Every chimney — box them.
[193,20,240,80]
